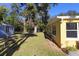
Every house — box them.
[0,23,14,38]
[51,16,79,49]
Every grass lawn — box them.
[13,32,65,56]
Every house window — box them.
[66,23,77,38]
[66,23,77,30]
[6,26,9,33]
[66,31,77,37]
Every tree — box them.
[37,19,45,32]
[0,6,9,24]
[7,3,24,32]
[10,4,20,25]
[59,10,79,16]
[20,3,38,33]
[34,3,58,33]
[35,3,57,24]
[6,16,23,32]
[19,3,57,33]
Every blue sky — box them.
[0,3,79,17]
[49,3,79,16]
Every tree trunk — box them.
[23,19,27,33]
[34,26,37,34]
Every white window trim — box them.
[66,22,79,40]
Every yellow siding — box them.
[60,21,67,48]
[52,21,61,47]
[60,19,79,48]
[52,19,79,48]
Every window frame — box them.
[66,22,77,30]
[66,22,78,38]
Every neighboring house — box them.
[51,16,79,49]
[0,23,14,38]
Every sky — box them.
[0,3,79,17]
[49,3,79,16]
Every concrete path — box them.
[68,50,79,56]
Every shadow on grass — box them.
[0,33,37,56]
[43,32,59,47]
[43,32,69,54]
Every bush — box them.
[14,24,23,32]
[66,47,78,51]
[26,24,34,33]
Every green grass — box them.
[13,32,65,56]
[66,47,78,51]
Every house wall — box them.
[8,26,14,35]
[52,20,61,47]
[0,24,14,36]
[60,19,79,48]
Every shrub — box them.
[26,24,34,33]
[66,47,77,51]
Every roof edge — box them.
[57,16,79,19]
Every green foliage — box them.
[66,47,78,51]
[6,16,23,32]
[45,20,53,34]
[0,6,9,23]
[22,3,36,19]
[37,20,46,32]
[6,3,24,32]
[19,3,58,33]
[14,21,23,32]
[59,10,79,16]
[25,24,34,33]
[21,3,57,25]
[0,3,58,33]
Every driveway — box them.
[68,50,79,56]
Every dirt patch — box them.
[45,39,66,55]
